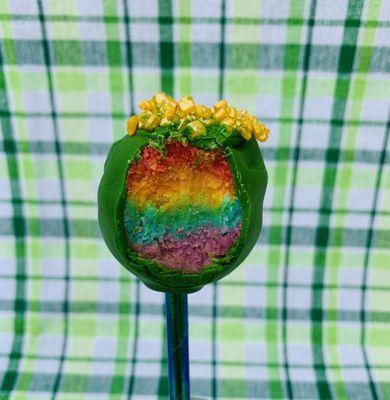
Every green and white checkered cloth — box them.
[1,0,389,399]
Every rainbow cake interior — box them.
[123,140,242,273]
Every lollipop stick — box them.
[165,292,190,400]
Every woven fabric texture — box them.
[1,0,389,399]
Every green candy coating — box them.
[98,130,267,293]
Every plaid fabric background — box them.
[1,0,389,399]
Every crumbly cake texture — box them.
[98,94,268,293]
[124,140,242,273]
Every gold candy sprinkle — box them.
[214,107,229,121]
[153,92,170,105]
[160,117,172,126]
[213,99,228,110]
[242,115,253,131]
[127,116,139,135]
[228,107,238,119]
[164,105,177,118]
[138,100,155,112]
[125,93,269,142]
[145,114,160,129]
[196,105,211,119]
[187,120,206,137]
[178,95,196,114]
[259,134,268,142]
[240,127,252,140]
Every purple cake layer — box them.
[131,224,241,273]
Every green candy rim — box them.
[98,129,267,293]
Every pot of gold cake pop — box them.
[98,93,268,294]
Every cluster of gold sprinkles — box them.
[126,93,269,142]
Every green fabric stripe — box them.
[3,272,390,290]
[159,0,174,95]
[158,309,169,399]
[0,16,27,398]
[218,0,226,100]
[266,1,307,397]
[123,0,135,114]
[1,352,390,369]
[109,271,131,398]
[127,280,141,397]
[178,0,191,94]
[327,0,383,397]
[311,1,364,398]
[121,3,141,398]
[1,218,389,247]
[0,110,386,127]
[36,1,72,398]
[1,13,390,27]
[361,116,389,400]
[1,299,390,322]
[211,3,227,397]
[1,39,390,72]
[282,1,318,398]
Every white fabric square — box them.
[260,0,290,19]
[131,23,159,42]
[98,280,120,303]
[304,97,334,120]
[91,359,115,375]
[87,92,111,113]
[0,278,15,300]
[315,0,348,20]
[9,0,39,14]
[88,118,114,143]
[133,360,161,376]
[287,264,314,285]
[294,186,322,209]
[301,123,331,150]
[259,24,287,45]
[10,20,42,40]
[256,96,280,119]
[292,210,318,228]
[77,0,104,17]
[287,286,311,309]
[246,285,267,309]
[37,203,63,218]
[35,179,62,201]
[355,124,386,152]
[312,25,344,46]
[136,339,161,359]
[190,340,212,362]
[360,98,389,121]
[347,188,375,211]
[79,21,107,41]
[25,117,55,142]
[128,0,158,18]
[191,0,221,18]
[343,367,371,382]
[339,265,364,286]
[339,287,361,311]
[21,91,52,113]
[41,279,66,301]
[288,344,313,365]
[192,23,221,43]
[0,200,12,216]
[344,212,371,229]
[290,366,317,382]
[36,335,64,357]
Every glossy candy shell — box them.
[98,133,267,293]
